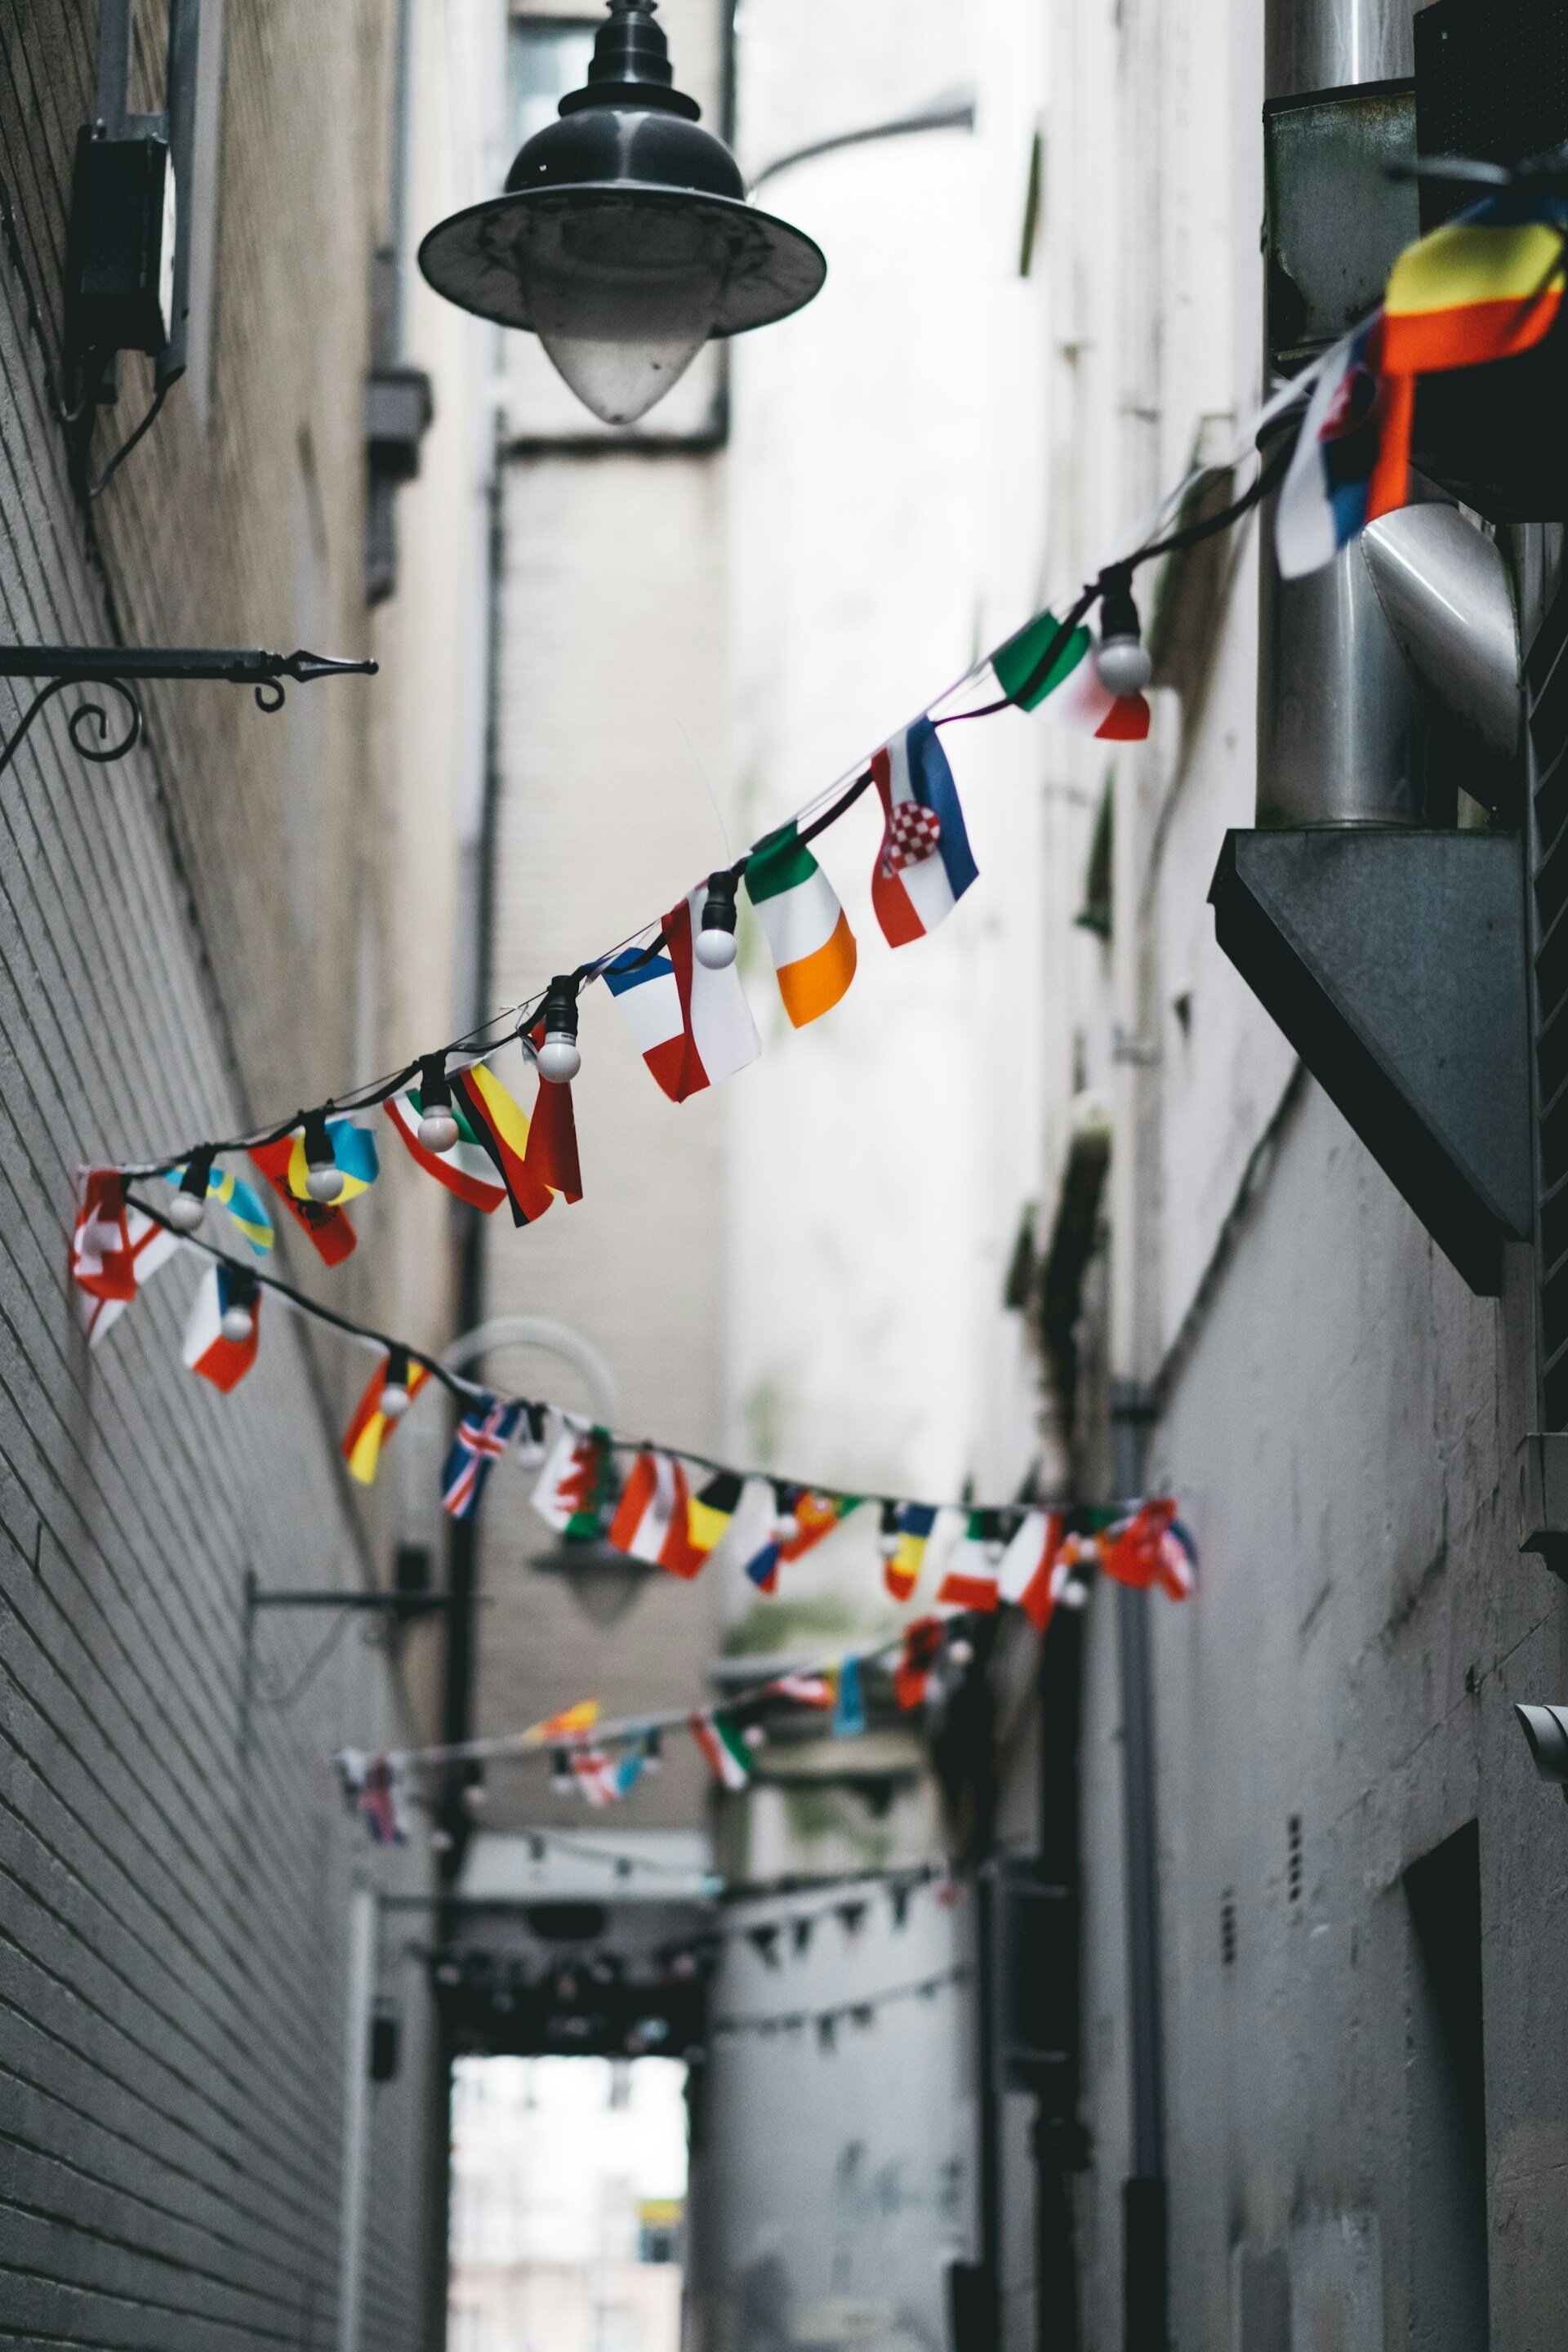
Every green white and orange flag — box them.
[744,822,857,1027]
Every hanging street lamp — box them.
[417,0,826,427]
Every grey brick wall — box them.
[0,7,443,2345]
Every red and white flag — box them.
[180,1263,261,1392]
[999,1508,1067,1633]
[71,1171,180,1348]
[608,1450,706,1579]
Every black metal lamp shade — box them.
[417,0,825,426]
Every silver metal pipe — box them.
[1258,0,1432,828]
[336,1883,378,2352]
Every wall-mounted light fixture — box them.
[418,0,825,426]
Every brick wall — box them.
[0,6,452,2343]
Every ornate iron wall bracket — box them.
[0,644,377,780]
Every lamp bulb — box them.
[515,1437,546,1471]
[948,1637,974,1667]
[306,1164,345,1204]
[772,1514,800,1545]
[877,1533,901,1560]
[167,1191,206,1234]
[695,925,738,970]
[537,1034,581,1085]
[220,1305,255,1345]
[418,1110,459,1153]
[742,1724,766,1749]
[1095,635,1153,697]
[381,1383,412,1422]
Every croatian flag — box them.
[442,1395,523,1520]
[1275,315,1405,579]
[603,887,761,1102]
[608,1450,707,1579]
[180,1263,261,1392]
[870,717,978,947]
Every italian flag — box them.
[745,824,858,1027]
[690,1711,752,1792]
[983,608,1150,741]
[385,1081,508,1213]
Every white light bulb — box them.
[515,1438,546,1471]
[1095,635,1153,697]
[695,926,737,970]
[381,1383,412,1421]
[418,1110,459,1153]
[167,1191,206,1233]
[773,1514,800,1545]
[877,1534,901,1560]
[306,1164,345,1204]
[537,1033,581,1084]
[743,1724,766,1749]
[948,1638,974,1666]
[220,1305,255,1344]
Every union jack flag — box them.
[441,1396,523,1520]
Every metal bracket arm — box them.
[0,644,377,781]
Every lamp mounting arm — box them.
[0,644,377,782]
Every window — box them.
[509,16,599,153]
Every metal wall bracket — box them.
[1209,828,1531,1296]
[0,644,376,781]
[1517,1432,1568,1573]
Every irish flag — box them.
[869,718,978,947]
[604,887,761,1102]
[608,1450,707,1579]
[982,608,1150,741]
[690,1711,752,1792]
[180,1263,261,1393]
[342,1353,430,1485]
[745,823,857,1027]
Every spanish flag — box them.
[341,1353,429,1485]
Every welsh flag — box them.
[532,1421,614,1540]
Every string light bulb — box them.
[167,1146,214,1234]
[1095,570,1152,697]
[550,1749,574,1795]
[515,1404,549,1471]
[416,1053,459,1154]
[220,1268,258,1346]
[381,1346,414,1421]
[643,1729,662,1775]
[695,868,740,969]
[877,1499,901,1560]
[537,975,581,1084]
[302,1109,345,1203]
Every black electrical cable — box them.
[87,377,171,501]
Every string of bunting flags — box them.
[68,189,1561,1352]
[713,1964,972,2049]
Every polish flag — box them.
[180,1263,261,1392]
